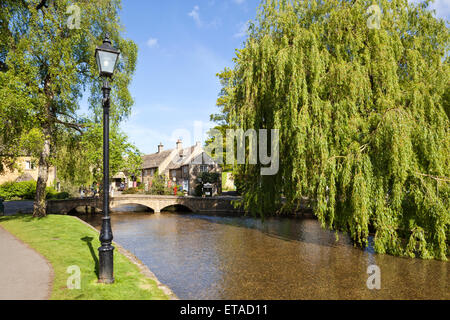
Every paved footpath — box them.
[3,201,34,216]
[0,226,52,300]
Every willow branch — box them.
[415,172,450,183]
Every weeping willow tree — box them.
[217,0,449,260]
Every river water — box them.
[81,212,449,300]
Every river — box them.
[80,211,449,300]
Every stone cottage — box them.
[0,156,57,188]
[141,140,221,195]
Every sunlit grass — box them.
[0,214,169,300]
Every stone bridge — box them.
[47,195,245,215]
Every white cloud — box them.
[234,21,249,38]
[429,0,450,20]
[408,0,450,20]
[188,5,221,29]
[146,37,158,48]
[188,5,202,27]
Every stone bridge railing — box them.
[47,195,245,215]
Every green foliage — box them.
[194,184,204,197]
[222,171,237,192]
[200,172,221,184]
[215,0,450,260]
[193,172,221,196]
[0,181,37,200]
[122,187,139,195]
[0,0,139,216]
[55,123,143,186]
[205,68,234,171]
[46,190,70,200]
[0,181,69,200]
[146,171,173,195]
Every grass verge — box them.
[0,214,169,300]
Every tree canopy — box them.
[213,0,449,260]
[0,0,140,216]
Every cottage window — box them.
[200,165,208,173]
[25,161,34,170]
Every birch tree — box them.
[0,0,138,217]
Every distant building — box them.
[141,140,221,195]
[0,156,57,188]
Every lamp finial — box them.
[104,33,111,44]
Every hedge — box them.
[0,181,69,201]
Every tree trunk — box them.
[33,127,51,218]
[34,73,54,218]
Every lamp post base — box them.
[98,245,115,284]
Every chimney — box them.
[196,141,201,147]
[176,139,183,151]
[158,142,164,153]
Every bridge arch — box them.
[110,202,155,213]
[46,198,103,215]
[160,204,194,213]
[67,205,100,215]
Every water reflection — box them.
[80,212,449,300]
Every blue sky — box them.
[83,0,448,155]
[116,0,261,155]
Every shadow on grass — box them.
[0,214,47,223]
[81,236,99,278]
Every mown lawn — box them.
[0,214,169,300]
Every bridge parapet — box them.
[47,195,244,215]
[110,195,244,214]
[47,197,103,215]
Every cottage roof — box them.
[167,146,198,170]
[15,173,34,182]
[141,142,212,171]
[141,149,174,169]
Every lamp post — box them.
[95,34,120,284]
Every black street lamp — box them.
[95,34,120,284]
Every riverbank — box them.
[0,214,174,300]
